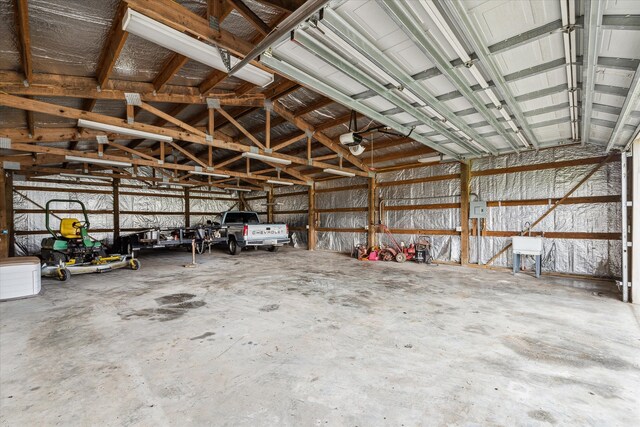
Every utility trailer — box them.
[116,226,214,255]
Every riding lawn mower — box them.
[40,199,140,281]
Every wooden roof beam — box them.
[14,0,32,86]
[227,0,271,36]
[95,3,129,91]
[252,0,306,13]
[152,54,189,92]
[0,71,265,106]
[272,101,370,172]
[0,94,361,176]
[208,0,234,27]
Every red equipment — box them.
[379,224,417,263]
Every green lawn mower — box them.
[40,199,140,281]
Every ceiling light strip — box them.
[122,9,273,87]
[64,155,132,167]
[77,119,173,142]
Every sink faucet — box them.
[524,221,531,236]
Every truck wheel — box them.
[268,246,280,253]
[229,239,242,256]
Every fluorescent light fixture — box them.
[323,168,356,177]
[516,132,530,148]
[77,119,173,143]
[485,90,502,108]
[467,64,489,89]
[418,0,471,63]
[192,171,231,178]
[159,182,195,187]
[506,120,519,133]
[418,153,455,163]
[315,22,401,88]
[227,187,252,192]
[64,155,132,167]
[417,153,439,162]
[122,9,273,87]
[60,173,113,181]
[498,108,511,122]
[267,179,294,186]
[241,152,292,165]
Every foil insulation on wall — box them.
[12,178,114,255]
[376,162,462,263]
[273,185,309,247]
[470,145,621,277]
[189,193,238,226]
[309,146,620,277]
[11,174,239,255]
[315,177,368,252]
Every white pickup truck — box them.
[210,211,290,255]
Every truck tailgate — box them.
[246,224,288,242]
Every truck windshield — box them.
[224,212,260,224]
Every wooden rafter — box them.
[14,0,32,85]
[138,102,207,137]
[95,3,129,90]
[263,161,311,183]
[216,108,266,149]
[168,141,208,168]
[152,54,189,92]
[227,0,271,36]
[199,70,228,94]
[0,72,266,106]
[272,101,370,172]
[128,104,190,149]
[294,97,334,117]
[252,0,305,13]
[208,0,234,26]
[0,94,366,176]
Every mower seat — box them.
[60,218,81,238]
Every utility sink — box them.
[512,236,543,256]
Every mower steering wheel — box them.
[73,221,87,229]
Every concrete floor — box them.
[1,247,639,426]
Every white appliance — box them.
[0,257,42,301]
[512,236,543,256]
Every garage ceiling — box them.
[264,0,640,159]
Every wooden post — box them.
[367,175,376,248]
[460,162,470,265]
[265,108,271,149]
[632,139,640,303]
[208,108,215,136]
[0,168,14,258]
[307,132,312,161]
[184,188,191,227]
[208,108,214,167]
[113,178,120,241]
[267,187,274,223]
[308,184,316,250]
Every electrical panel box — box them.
[469,201,487,219]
